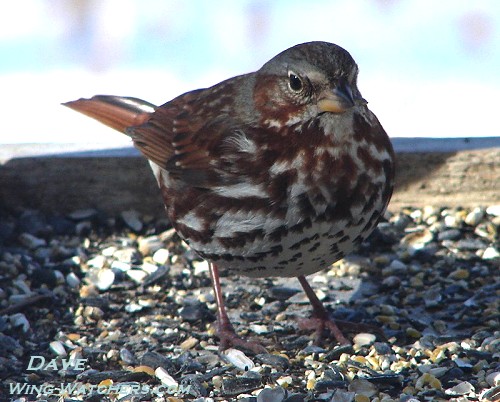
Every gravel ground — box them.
[0,205,498,402]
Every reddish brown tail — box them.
[63,95,157,134]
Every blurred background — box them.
[0,0,499,145]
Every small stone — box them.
[10,313,30,332]
[444,214,461,228]
[482,386,500,401]
[250,324,269,334]
[482,246,499,260]
[486,205,500,217]
[192,260,209,275]
[155,366,178,387]
[153,248,170,265]
[124,302,143,313]
[222,376,262,396]
[110,260,131,272]
[423,288,442,307]
[126,269,148,284]
[465,207,485,226]
[138,235,164,255]
[119,348,136,364]
[87,255,107,269]
[94,268,115,291]
[437,229,461,241]
[257,386,286,402]
[445,381,474,396]
[276,375,293,388]
[406,327,421,338]
[255,354,290,370]
[381,275,401,289]
[180,337,199,350]
[348,378,377,397]
[486,371,500,386]
[141,351,175,371]
[121,210,143,232]
[388,260,407,271]
[415,372,442,390]
[353,333,376,347]
[330,390,355,402]
[179,303,207,322]
[269,286,301,300]
[113,247,141,264]
[18,233,46,249]
[66,272,81,288]
[448,268,469,280]
[401,229,433,252]
[222,348,255,371]
[455,238,487,250]
[49,340,67,357]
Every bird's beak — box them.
[318,81,363,114]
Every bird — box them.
[64,41,394,353]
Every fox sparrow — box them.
[65,41,394,352]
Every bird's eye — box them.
[288,72,303,92]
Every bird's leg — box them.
[297,275,350,345]
[209,263,267,354]
[297,275,385,345]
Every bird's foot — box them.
[298,316,386,346]
[216,323,267,354]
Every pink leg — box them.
[209,263,267,354]
[297,275,385,345]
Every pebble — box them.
[486,205,500,217]
[388,259,407,271]
[9,313,30,332]
[445,380,475,396]
[276,375,293,387]
[192,260,210,275]
[482,246,499,260]
[353,333,376,347]
[153,248,170,265]
[124,302,143,313]
[113,247,141,264]
[155,366,178,387]
[401,228,433,252]
[348,378,377,397]
[437,229,462,241]
[331,390,355,402]
[110,260,131,272]
[465,207,485,226]
[126,269,148,284]
[257,387,286,402]
[94,268,115,291]
[18,233,46,249]
[66,272,81,288]
[49,340,67,357]
[222,376,262,396]
[486,372,500,387]
[119,348,136,364]
[1,205,498,401]
[255,354,290,370]
[87,255,107,269]
[180,337,199,350]
[138,235,164,255]
[222,348,255,371]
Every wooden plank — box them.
[1,139,498,215]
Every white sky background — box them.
[0,0,499,145]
